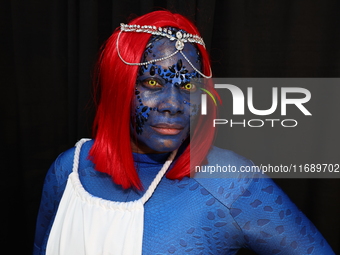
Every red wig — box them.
[89,10,218,190]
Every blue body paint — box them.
[131,34,202,153]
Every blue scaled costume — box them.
[34,140,334,254]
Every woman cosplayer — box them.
[34,11,334,255]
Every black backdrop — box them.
[1,0,339,254]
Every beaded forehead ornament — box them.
[116,23,212,78]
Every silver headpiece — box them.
[116,23,212,78]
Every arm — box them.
[230,175,335,254]
[33,151,74,254]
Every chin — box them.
[150,143,181,153]
[147,136,184,153]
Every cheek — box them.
[134,88,157,134]
[135,87,159,108]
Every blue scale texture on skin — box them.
[138,59,200,86]
[131,36,202,153]
[134,88,154,135]
[134,61,200,134]
[33,140,335,254]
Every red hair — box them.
[89,10,218,190]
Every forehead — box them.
[142,37,201,72]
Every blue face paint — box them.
[131,35,202,153]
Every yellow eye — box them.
[183,83,196,91]
[148,80,158,86]
[142,79,161,89]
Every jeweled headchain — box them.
[116,23,212,78]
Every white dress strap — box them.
[72,138,91,173]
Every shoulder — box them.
[207,146,254,168]
[193,146,260,208]
[194,146,255,179]
[51,139,94,178]
[191,147,335,254]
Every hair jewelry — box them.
[116,23,212,78]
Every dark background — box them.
[1,0,339,254]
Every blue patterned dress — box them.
[34,140,334,254]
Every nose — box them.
[157,86,184,115]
